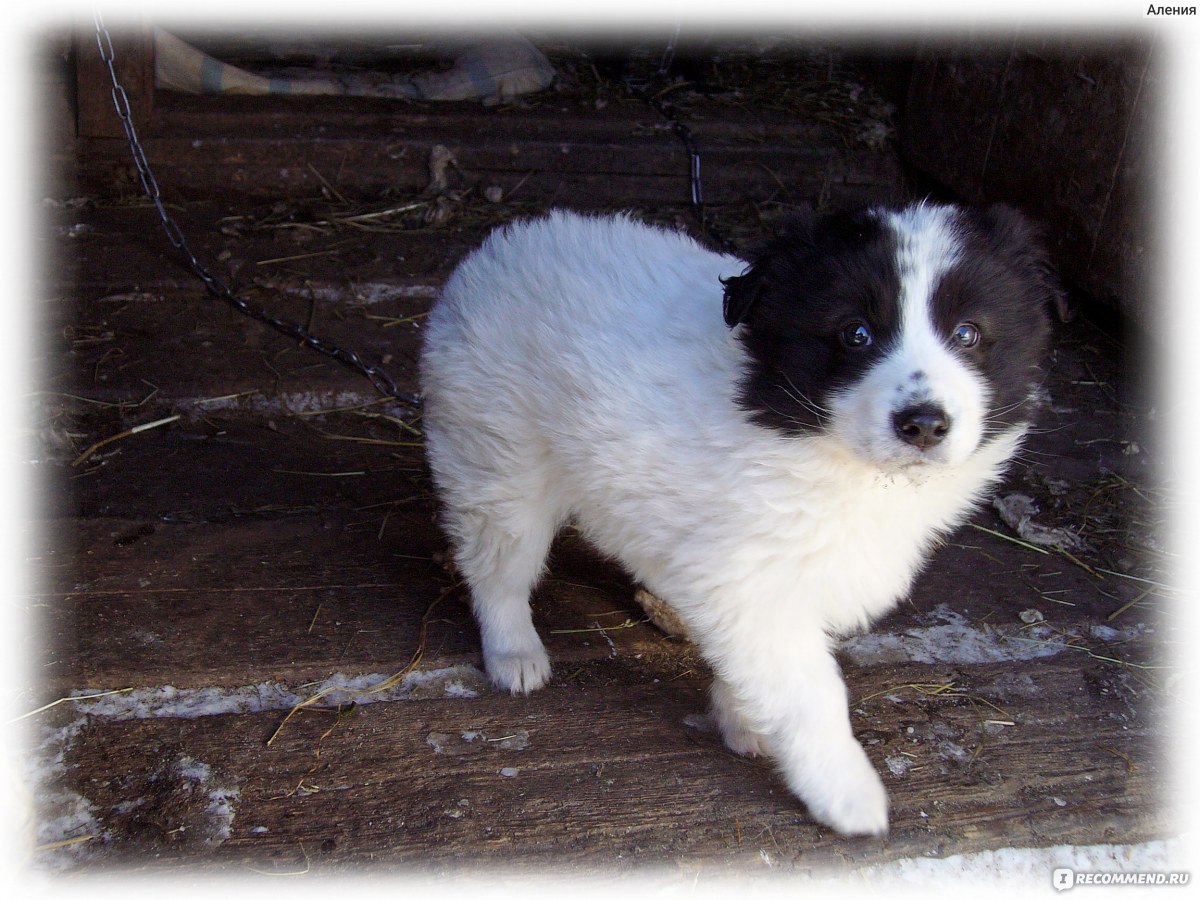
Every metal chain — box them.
[657,24,681,77]
[92,13,421,409]
[93,15,725,409]
[625,49,735,253]
[637,85,704,209]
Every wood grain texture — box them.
[42,649,1166,875]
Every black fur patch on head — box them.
[725,202,1057,439]
[931,205,1057,429]
[722,207,902,434]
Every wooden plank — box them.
[40,203,447,410]
[74,83,902,204]
[34,516,465,691]
[31,375,1163,699]
[42,276,426,410]
[30,403,667,694]
[32,511,669,695]
[79,134,902,205]
[144,90,864,145]
[899,38,1154,321]
[75,23,155,140]
[37,650,1167,873]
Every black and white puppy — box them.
[419,203,1054,835]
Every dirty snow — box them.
[850,837,1190,890]
[993,492,1086,553]
[20,665,490,864]
[261,280,439,305]
[838,603,1148,666]
[426,728,530,755]
[21,714,103,871]
[188,388,392,415]
[66,664,488,721]
[169,755,240,846]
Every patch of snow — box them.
[32,788,103,871]
[1089,624,1122,642]
[838,604,1147,666]
[21,716,105,870]
[187,389,382,415]
[993,493,1086,553]
[172,755,239,845]
[853,837,1190,890]
[278,281,439,305]
[426,728,530,756]
[936,740,972,765]
[401,665,487,700]
[444,679,481,699]
[67,664,488,721]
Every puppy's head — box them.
[722,202,1056,469]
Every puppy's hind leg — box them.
[447,498,558,694]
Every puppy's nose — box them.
[893,404,951,449]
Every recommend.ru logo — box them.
[1053,867,1190,890]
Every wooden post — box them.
[75,22,155,139]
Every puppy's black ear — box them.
[721,206,817,328]
[974,204,1071,322]
[974,203,1042,262]
[721,263,767,327]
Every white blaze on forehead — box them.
[879,203,964,334]
[824,202,990,469]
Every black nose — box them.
[893,404,951,449]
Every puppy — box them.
[418,203,1054,835]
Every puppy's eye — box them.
[840,321,873,349]
[952,322,981,349]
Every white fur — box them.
[419,210,1027,836]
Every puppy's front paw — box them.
[484,645,552,695]
[710,677,770,757]
[796,746,889,837]
[720,721,768,758]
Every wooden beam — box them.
[75,21,155,139]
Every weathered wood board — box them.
[36,649,1165,876]
[899,38,1154,324]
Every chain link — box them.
[92,13,421,409]
[623,62,735,252]
[625,79,704,209]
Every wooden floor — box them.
[24,90,1176,881]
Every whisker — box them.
[755,391,822,432]
[781,373,831,412]
[984,397,1035,420]
[777,373,831,422]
